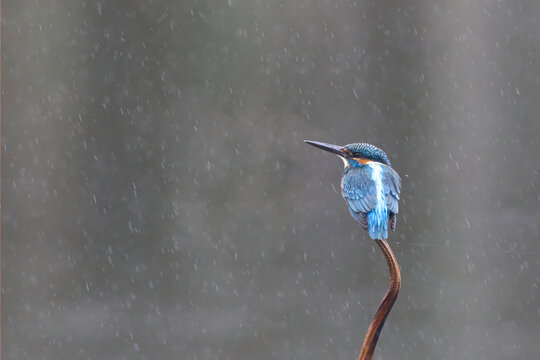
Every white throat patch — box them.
[339,155,349,168]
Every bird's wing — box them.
[383,166,401,215]
[347,207,369,231]
[341,169,378,214]
[389,213,397,231]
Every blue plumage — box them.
[305,140,401,240]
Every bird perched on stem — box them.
[304,140,401,239]
[305,140,402,360]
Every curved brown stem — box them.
[358,239,401,360]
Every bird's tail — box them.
[367,210,389,240]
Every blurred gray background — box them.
[3,1,540,359]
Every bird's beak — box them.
[304,140,349,157]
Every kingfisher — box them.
[305,140,401,240]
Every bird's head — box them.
[304,140,391,167]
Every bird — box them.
[304,140,402,360]
[304,140,401,239]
